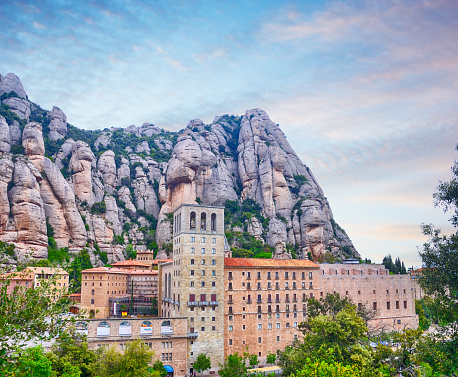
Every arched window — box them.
[211,213,217,231]
[97,322,110,337]
[201,213,207,231]
[119,321,131,336]
[161,320,173,335]
[190,212,196,230]
[164,273,168,298]
[141,320,153,335]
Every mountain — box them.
[0,73,358,265]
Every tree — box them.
[6,346,54,377]
[151,359,167,377]
[46,329,95,377]
[416,144,458,374]
[89,339,161,377]
[219,350,258,377]
[266,353,276,365]
[193,353,211,377]
[279,307,382,377]
[0,267,73,370]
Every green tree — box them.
[0,267,73,370]
[46,329,95,377]
[151,359,167,377]
[292,359,364,377]
[89,339,161,377]
[6,346,54,377]
[279,307,381,377]
[266,353,276,365]
[193,353,211,377]
[219,350,258,377]
[416,144,458,374]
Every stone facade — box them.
[223,258,320,363]
[160,204,226,374]
[84,317,188,375]
[318,264,419,331]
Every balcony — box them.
[267,299,272,303]
[198,301,209,306]
[275,299,280,303]
[247,299,252,304]
[228,300,234,305]
[188,332,198,338]
[285,299,290,303]
[209,301,219,306]
[257,300,263,304]
[187,301,198,307]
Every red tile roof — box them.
[224,258,319,268]
[111,260,150,267]
[81,267,130,274]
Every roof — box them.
[127,270,158,275]
[111,260,150,267]
[27,267,69,275]
[81,267,131,274]
[224,258,319,268]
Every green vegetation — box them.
[218,349,259,377]
[193,353,211,377]
[91,201,106,214]
[382,254,407,274]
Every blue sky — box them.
[1,0,458,267]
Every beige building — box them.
[318,263,419,331]
[223,258,320,360]
[159,204,226,374]
[82,317,188,375]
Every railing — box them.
[198,301,209,306]
[257,299,262,304]
[228,300,234,304]
[187,301,198,307]
[209,301,219,306]
[247,300,252,304]
[188,332,198,338]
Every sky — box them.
[1,0,458,267]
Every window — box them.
[258,324,262,330]
[309,272,313,278]
[191,259,195,265]
[201,327,205,332]
[211,213,217,231]
[201,213,207,230]
[91,289,94,295]
[201,270,205,276]
[292,272,296,279]
[285,272,289,279]
[191,247,195,254]
[275,272,279,279]
[212,238,216,243]
[268,323,272,329]
[190,294,195,301]
[229,325,233,331]
[258,337,261,343]
[201,259,206,265]
[396,301,400,309]
[212,281,215,287]
[276,323,280,329]
[257,282,261,289]
[191,237,195,242]
[212,270,216,276]
[285,282,289,289]
[201,282,205,287]
[212,248,216,254]
[277,336,280,341]
[267,272,271,279]
[404,301,407,309]
[190,212,196,230]
[191,281,195,287]
[387,302,390,310]
[202,237,205,243]
[373,302,377,310]
[201,248,205,254]
[91,299,94,305]
[190,270,194,276]
[212,317,216,321]
[212,259,216,265]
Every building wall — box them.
[80,269,129,319]
[318,264,419,331]
[224,264,320,364]
[85,317,188,375]
[164,204,226,374]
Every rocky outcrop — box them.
[0,73,27,99]
[0,72,358,262]
[48,106,67,140]
[2,97,31,120]
[69,141,95,204]
[0,116,11,153]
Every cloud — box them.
[32,21,46,30]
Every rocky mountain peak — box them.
[0,73,358,264]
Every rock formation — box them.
[0,73,358,264]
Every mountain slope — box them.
[0,73,358,264]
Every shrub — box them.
[91,201,106,214]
